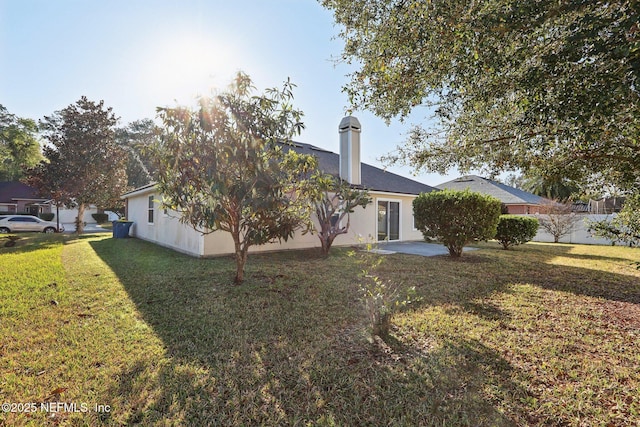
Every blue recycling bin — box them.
[112,221,133,238]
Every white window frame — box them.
[147,195,155,225]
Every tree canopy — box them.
[154,72,315,284]
[323,0,640,189]
[116,119,158,188]
[28,97,128,233]
[0,105,42,181]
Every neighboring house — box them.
[0,181,52,215]
[0,181,98,223]
[122,116,438,257]
[436,175,547,214]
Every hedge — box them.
[92,213,109,224]
[495,215,539,250]
[39,213,55,221]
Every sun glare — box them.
[140,32,239,105]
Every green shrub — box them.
[413,189,502,257]
[92,213,109,224]
[496,215,539,250]
[39,213,55,221]
[588,193,640,246]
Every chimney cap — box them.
[339,116,361,131]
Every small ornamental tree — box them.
[537,200,581,243]
[495,215,539,250]
[304,172,371,256]
[413,189,501,257]
[154,72,315,284]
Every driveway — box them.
[62,223,111,234]
[375,241,478,257]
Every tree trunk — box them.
[319,232,336,257]
[234,251,246,285]
[448,243,463,257]
[75,203,85,234]
[232,230,248,285]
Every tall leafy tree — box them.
[323,0,640,189]
[28,97,128,233]
[154,72,315,284]
[0,105,42,181]
[116,119,159,188]
[519,169,580,202]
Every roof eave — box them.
[121,183,158,199]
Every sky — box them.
[0,0,464,187]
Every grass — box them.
[0,235,639,426]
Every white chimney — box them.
[339,116,362,185]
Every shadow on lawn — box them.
[382,242,640,308]
[496,243,640,304]
[90,237,525,426]
[0,233,65,255]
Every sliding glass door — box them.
[377,200,400,241]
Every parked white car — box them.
[0,215,65,233]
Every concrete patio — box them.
[375,241,478,257]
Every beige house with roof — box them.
[122,117,437,257]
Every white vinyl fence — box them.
[529,214,618,245]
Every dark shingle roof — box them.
[123,142,438,197]
[0,181,48,203]
[285,142,437,195]
[436,175,545,205]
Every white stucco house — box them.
[121,117,438,257]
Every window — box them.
[148,196,154,224]
[9,217,38,222]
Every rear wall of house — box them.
[126,190,426,258]
[201,192,424,256]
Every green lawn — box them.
[1,234,639,426]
